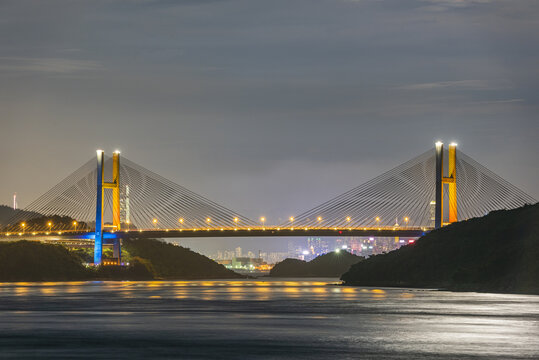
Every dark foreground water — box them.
[0,279,538,359]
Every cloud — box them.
[419,0,492,12]
[420,0,492,8]
[469,98,524,104]
[0,57,103,75]
[395,80,504,91]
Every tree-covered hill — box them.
[341,203,539,294]
[0,238,244,281]
[269,251,363,277]
[0,205,42,228]
[123,238,243,279]
[0,241,90,281]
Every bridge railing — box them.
[1,225,432,238]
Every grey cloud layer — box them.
[0,0,537,218]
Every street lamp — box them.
[404,217,409,227]
[48,221,52,233]
[21,222,26,234]
[73,221,77,232]
[260,217,266,229]
[152,218,158,229]
[375,217,380,228]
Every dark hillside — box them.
[123,238,244,279]
[270,251,363,277]
[0,241,90,281]
[341,203,539,294]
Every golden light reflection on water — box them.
[65,286,82,294]
[14,287,28,296]
[0,279,362,301]
[371,289,387,299]
[400,292,414,298]
[283,287,300,298]
[40,287,56,295]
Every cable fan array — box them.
[7,155,258,231]
[6,147,536,233]
[282,149,536,229]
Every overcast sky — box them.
[1,0,538,229]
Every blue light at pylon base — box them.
[80,232,119,240]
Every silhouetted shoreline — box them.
[341,203,539,295]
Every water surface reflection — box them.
[0,279,538,359]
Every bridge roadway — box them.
[1,227,429,240]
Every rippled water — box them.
[0,279,538,359]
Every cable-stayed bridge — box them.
[3,143,535,265]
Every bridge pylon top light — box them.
[435,141,443,147]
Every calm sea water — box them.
[0,279,538,359]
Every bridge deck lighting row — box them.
[1,224,429,238]
[3,216,419,236]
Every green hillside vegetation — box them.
[123,238,243,279]
[270,251,363,277]
[0,241,155,281]
[0,239,243,281]
[0,205,41,228]
[4,214,90,232]
[0,241,90,281]
[341,203,539,294]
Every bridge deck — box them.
[1,227,429,240]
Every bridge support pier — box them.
[434,142,457,229]
[94,150,104,265]
[94,150,122,265]
[113,238,122,264]
[446,143,457,223]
